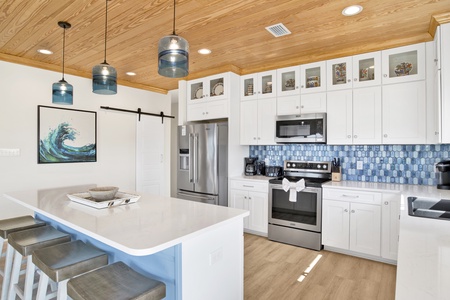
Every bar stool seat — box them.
[7,225,71,300]
[0,216,46,300]
[32,240,108,300]
[67,261,166,300]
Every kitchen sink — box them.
[408,197,450,220]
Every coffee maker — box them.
[436,160,450,190]
[244,157,258,176]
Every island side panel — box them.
[181,218,244,300]
[36,213,181,300]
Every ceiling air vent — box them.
[265,23,291,37]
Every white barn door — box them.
[136,115,165,195]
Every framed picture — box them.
[38,105,97,163]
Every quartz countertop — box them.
[323,180,450,299]
[3,184,249,256]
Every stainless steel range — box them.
[268,160,331,250]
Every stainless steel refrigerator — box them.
[177,122,228,206]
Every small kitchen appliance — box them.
[264,166,283,177]
[436,160,450,190]
[275,113,326,144]
[268,160,332,250]
[244,157,258,176]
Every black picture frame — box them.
[37,105,97,164]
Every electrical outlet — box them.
[357,161,363,170]
[0,148,20,156]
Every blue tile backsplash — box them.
[249,144,450,186]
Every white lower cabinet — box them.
[322,188,399,263]
[322,199,381,256]
[229,179,269,236]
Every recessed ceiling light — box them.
[37,49,53,55]
[198,49,211,55]
[126,72,136,76]
[342,5,363,16]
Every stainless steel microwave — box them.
[275,113,326,144]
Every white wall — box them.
[0,61,171,219]
[169,90,179,197]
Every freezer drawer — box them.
[177,191,218,205]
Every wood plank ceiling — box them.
[1,0,449,94]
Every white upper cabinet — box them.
[241,70,277,101]
[276,66,300,97]
[382,80,426,144]
[381,43,426,84]
[187,73,229,103]
[441,23,450,143]
[352,51,382,88]
[326,56,353,91]
[300,61,326,94]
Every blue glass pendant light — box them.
[52,21,73,105]
[92,0,117,95]
[158,0,189,78]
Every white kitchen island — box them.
[3,184,249,300]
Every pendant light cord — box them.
[62,26,66,80]
[104,0,108,63]
[172,0,176,35]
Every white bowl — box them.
[88,186,119,200]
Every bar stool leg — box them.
[8,250,22,300]
[1,243,15,300]
[57,279,68,300]
[22,255,36,300]
[36,272,50,300]
[0,237,4,276]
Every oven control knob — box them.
[317,164,321,169]
[292,163,296,167]
[286,163,291,168]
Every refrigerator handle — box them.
[189,133,194,183]
[194,133,198,183]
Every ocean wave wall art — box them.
[38,105,97,164]
[39,122,96,163]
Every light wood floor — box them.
[0,236,396,300]
[244,234,396,300]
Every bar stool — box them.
[32,240,108,300]
[7,225,71,300]
[67,261,166,300]
[0,216,46,300]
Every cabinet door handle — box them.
[354,78,358,81]
[249,197,252,200]
[351,210,355,213]
[383,74,387,78]
[354,135,357,138]
[296,106,299,109]
[344,209,349,212]
[347,79,351,83]
[384,201,389,205]
[301,105,304,108]
[243,185,254,188]
[342,194,359,198]
[296,86,299,89]
[301,85,304,88]
[347,135,351,139]
[384,134,388,138]
[253,137,257,140]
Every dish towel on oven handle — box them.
[282,178,305,202]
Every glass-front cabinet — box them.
[187,73,228,103]
[300,61,326,94]
[326,56,353,91]
[352,51,381,88]
[241,70,277,101]
[276,66,300,97]
[381,43,425,84]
